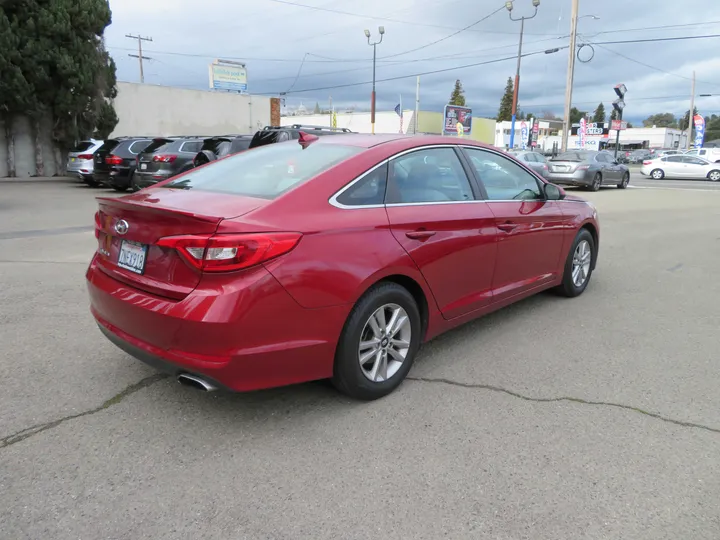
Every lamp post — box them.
[560,12,601,152]
[364,26,385,135]
[506,0,539,149]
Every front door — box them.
[463,147,568,302]
[385,147,498,320]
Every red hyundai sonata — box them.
[87,134,599,400]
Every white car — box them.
[641,155,720,181]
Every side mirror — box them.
[544,183,565,200]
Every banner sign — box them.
[578,118,587,148]
[693,114,705,148]
[209,62,248,92]
[571,122,610,137]
[443,105,472,136]
[520,121,528,150]
[611,120,628,131]
[531,121,539,147]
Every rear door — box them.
[463,147,567,302]
[663,155,686,177]
[682,156,711,179]
[137,138,174,174]
[384,146,498,319]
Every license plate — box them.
[70,157,76,162]
[140,163,148,170]
[117,240,148,274]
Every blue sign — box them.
[520,121,528,150]
[693,114,705,148]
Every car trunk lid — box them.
[94,139,121,173]
[548,160,583,173]
[94,189,266,300]
[137,138,176,174]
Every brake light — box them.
[94,211,101,238]
[77,154,94,160]
[156,233,302,272]
[105,155,123,165]
[642,160,653,165]
[153,154,177,163]
[542,164,548,170]
[577,165,589,170]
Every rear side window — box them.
[72,141,95,152]
[230,138,251,153]
[128,140,152,154]
[142,139,174,154]
[97,139,120,153]
[336,163,388,206]
[179,141,202,153]
[162,142,361,199]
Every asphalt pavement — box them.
[1,174,720,539]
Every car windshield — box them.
[71,141,95,152]
[552,151,591,162]
[161,142,361,199]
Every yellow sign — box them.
[456,122,464,137]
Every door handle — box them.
[405,230,436,240]
[497,222,518,233]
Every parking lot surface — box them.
[2,174,719,539]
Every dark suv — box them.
[192,134,253,168]
[133,137,204,189]
[93,137,153,191]
[249,124,354,148]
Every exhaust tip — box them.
[177,373,217,392]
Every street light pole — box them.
[364,27,385,135]
[507,0,540,150]
[686,70,696,150]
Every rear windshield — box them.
[552,151,591,161]
[141,138,175,154]
[161,142,361,199]
[72,141,95,152]
[97,139,120,153]
[128,140,152,154]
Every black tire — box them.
[112,185,128,192]
[332,282,422,400]
[617,172,630,189]
[650,168,664,180]
[707,170,720,182]
[587,173,602,191]
[554,229,596,298]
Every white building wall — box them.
[281,111,412,134]
[111,82,272,138]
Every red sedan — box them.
[87,134,599,400]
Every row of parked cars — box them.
[66,125,354,191]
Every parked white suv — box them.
[66,139,104,182]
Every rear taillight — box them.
[577,165,589,170]
[105,155,123,165]
[156,233,302,272]
[642,160,653,165]
[542,164,548,170]
[94,211,101,239]
[153,154,177,163]
[77,154,94,160]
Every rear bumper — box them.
[67,160,94,175]
[134,170,172,188]
[546,171,592,187]
[87,255,349,392]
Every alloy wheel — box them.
[571,240,592,288]
[358,303,412,383]
[651,169,663,180]
[709,171,720,182]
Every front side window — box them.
[667,156,684,163]
[465,148,543,201]
[128,140,151,154]
[336,163,388,206]
[386,147,474,204]
[162,142,361,199]
[179,141,202,153]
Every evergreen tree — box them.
[449,79,466,106]
[592,103,606,124]
[497,77,513,121]
[610,108,619,121]
[569,107,587,124]
[313,102,321,114]
[642,113,677,128]
[0,0,117,176]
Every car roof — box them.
[308,133,497,151]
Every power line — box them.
[587,20,720,37]
[381,5,505,59]
[263,0,560,36]
[125,34,152,83]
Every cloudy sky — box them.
[105,0,720,123]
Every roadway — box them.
[1,177,719,539]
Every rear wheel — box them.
[332,282,422,400]
[112,186,128,192]
[617,172,630,189]
[587,173,602,191]
[650,168,664,180]
[554,229,595,298]
[708,170,720,182]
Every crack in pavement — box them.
[407,377,720,435]
[0,374,169,450]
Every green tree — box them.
[313,102,321,114]
[704,114,720,142]
[1,0,117,176]
[609,108,619,121]
[569,107,587,124]
[642,113,677,128]
[497,77,513,121]
[592,103,606,124]
[679,107,699,132]
[449,79,466,106]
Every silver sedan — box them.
[546,150,630,191]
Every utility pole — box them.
[686,71,696,150]
[414,76,420,134]
[126,34,153,83]
[561,0,579,152]
[364,27,385,135]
